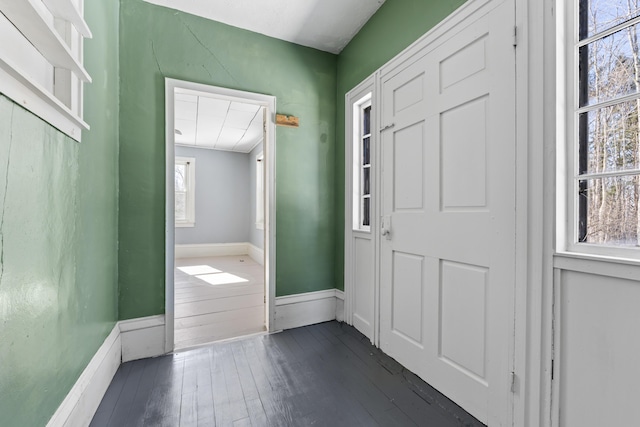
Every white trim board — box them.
[335,289,345,322]
[275,289,343,331]
[174,242,264,264]
[47,315,168,426]
[248,243,264,266]
[46,324,121,427]
[119,315,166,363]
[175,242,249,259]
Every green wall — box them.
[0,1,120,425]
[118,0,338,319]
[334,0,468,290]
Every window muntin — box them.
[572,0,640,249]
[353,95,372,231]
[175,157,195,227]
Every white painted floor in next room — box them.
[174,255,265,349]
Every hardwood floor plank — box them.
[175,305,263,330]
[141,356,184,427]
[175,284,263,304]
[92,322,485,427]
[195,350,215,423]
[175,293,264,318]
[174,255,266,349]
[89,361,133,427]
[105,359,147,426]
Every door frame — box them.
[164,78,277,353]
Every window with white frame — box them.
[0,0,91,141]
[175,157,195,227]
[353,93,372,231]
[566,0,640,253]
[256,152,264,230]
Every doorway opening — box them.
[165,78,276,352]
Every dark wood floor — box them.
[90,321,484,427]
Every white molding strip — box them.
[275,289,338,306]
[175,242,253,259]
[119,315,166,362]
[248,243,264,266]
[46,324,121,427]
[275,289,341,331]
[335,289,345,322]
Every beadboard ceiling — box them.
[174,93,264,153]
[143,0,386,54]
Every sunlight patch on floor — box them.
[196,272,249,286]
[178,265,222,275]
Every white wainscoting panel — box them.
[557,270,640,427]
[119,315,166,362]
[46,324,121,427]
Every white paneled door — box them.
[379,1,516,425]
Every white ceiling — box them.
[143,0,386,54]
[174,93,264,153]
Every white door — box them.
[379,1,515,425]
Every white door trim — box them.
[164,78,276,353]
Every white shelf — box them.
[42,0,92,38]
[0,0,91,81]
[0,54,89,142]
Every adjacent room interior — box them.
[171,87,267,349]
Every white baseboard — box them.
[119,315,166,362]
[46,324,121,427]
[175,242,250,259]
[275,289,342,330]
[335,289,345,322]
[248,243,264,266]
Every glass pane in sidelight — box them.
[363,137,370,165]
[363,105,371,135]
[362,197,370,227]
[363,167,370,196]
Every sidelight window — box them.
[353,94,372,231]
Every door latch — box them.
[381,215,392,240]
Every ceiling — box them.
[143,0,386,54]
[174,93,264,153]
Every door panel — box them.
[353,236,374,338]
[391,251,425,345]
[441,96,488,209]
[379,1,515,424]
[440,260,488,381]
[394,122,425,211]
